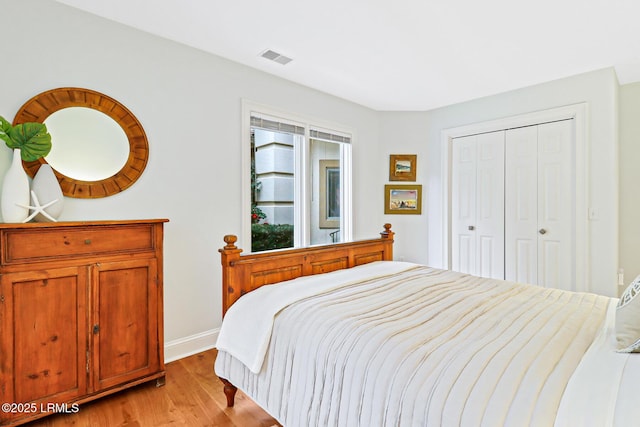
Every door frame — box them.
[440,103,588,291]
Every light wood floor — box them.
[27,349,280,427]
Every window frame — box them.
[241,100,353,252]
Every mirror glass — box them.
[44,107,129,181]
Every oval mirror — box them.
[13,87,149,198]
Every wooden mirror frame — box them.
[13,87,149,198]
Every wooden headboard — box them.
[219,224,395,315]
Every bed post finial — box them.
[222,234,238,250]
[380,224,394,260]
[219,234,242,264]
[219,235,243,316]
[381,223,394,240]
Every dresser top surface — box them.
[0,218,169,230]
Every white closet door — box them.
[452,131,505,278]
[476,132,505,279]
[537,120,574,290]
[452,135,477,275]
[505,120,574,290]
[505,126,538,284]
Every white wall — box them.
[380,69,620,297]
[0,0,383,360]
[378,112,432,263]
[619,82,640,290]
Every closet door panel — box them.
[541,240,562,288]
[456,235,475,274]
[514,239,536,283]
[451,131,504,279]
[537,120,574,290]
[505,126,538,284]
[476,132,505,279]
[452,135,477,275]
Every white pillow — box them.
[616,274,640,352]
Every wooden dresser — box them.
[0,219,168,426]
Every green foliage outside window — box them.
[251,223,294,252]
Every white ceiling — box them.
[55,0,640,111]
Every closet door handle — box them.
[468,225,475,231]
[539,228,547,235]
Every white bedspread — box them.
[216,261,418,373]
[215,263,619,427]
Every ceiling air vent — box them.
[260,49,293,65]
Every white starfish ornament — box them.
[16,190,59,222]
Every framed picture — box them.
[384,184,422,215]
[389,154,417,181]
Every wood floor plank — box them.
[25,349,279,427]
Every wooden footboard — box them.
[217,224,394,407]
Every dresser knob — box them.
[84,239,92,245]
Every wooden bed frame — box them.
[217,223,395,406]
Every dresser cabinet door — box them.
[90,259,160,391]
[0,267,88,423]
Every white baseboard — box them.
[164,328,219,363]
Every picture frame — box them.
[389,154,417,181]
[384,184,422,215]
[319,159,340,229]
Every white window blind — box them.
[310,129,351,144]
[250,115,305,135]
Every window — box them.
[243,102,352,252]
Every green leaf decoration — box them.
[1,119,52,161]
[0,116,12,147]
